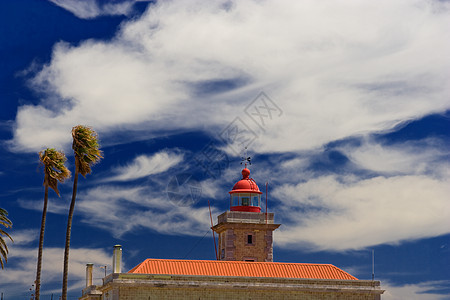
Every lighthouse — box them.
[212,167,280,262]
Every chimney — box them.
[85,263,94,287]
[112,245,122,273]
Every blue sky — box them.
[0,0,449,299]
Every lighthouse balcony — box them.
[217,211,276,225]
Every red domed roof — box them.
[229,168,262,194]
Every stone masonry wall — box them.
[214,211,280,262]
[115,286,381,300]
[233,228,269,262]
[88,274,383,300]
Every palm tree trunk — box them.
[35,184,49,300]
[62,167,78,300]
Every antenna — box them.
[240,147,251,168]
[372,250,375,281]
[208,199,218,260]
[265,182,268,224]
[100,265,107,278]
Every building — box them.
[80,167,384,300]
[212,167,280,262]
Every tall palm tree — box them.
[62,125,102,300]
[0,208,13,269]
[35,148,70,300]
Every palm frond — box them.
[0,236,10,252]
[39,148,71,196]
[0,235,9,247]
[0,208,12,269]
[0,244,7,269]
[0,218,12,228]
[0,229,12,240]
[72,125,103,177]
[0,208,12,227]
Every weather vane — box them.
[240,147,251,167]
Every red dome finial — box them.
[242,168,250,179]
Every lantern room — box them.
[229,168,262,212]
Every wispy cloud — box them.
[49,0,148,19]
[10,0,450,153]
[14,183,216,239]
[103,150,184,182]
[255,134,450,251]
[341,138,449,176]
[382,280,450,300]
[273,170,450,251]
[17,197,69,215]
[0,230,112,298]
[16,149,213,239]
[76,185,215,237]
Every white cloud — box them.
[0,230,112,298]
[16,150,214,239]
[273,173,450,251]
[76,184,216,237]
[265,136,450,251]
[104,150,184,182]
[10,0,450,153]
[382,280,450,300]
[341,138,449,175]
[27,177,220,239]
[48,0,147,19]
[17,197,69,215]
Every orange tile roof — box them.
[128,259,357,280]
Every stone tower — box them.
[212,167,280,262]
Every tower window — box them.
[252,195,260,206]
[247,234,253,244]
[232,195,239,206]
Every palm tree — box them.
[0,208,13,269]
[35,149,70,300]
[62,125,102,300]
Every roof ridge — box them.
[144,258,335,265]
[128,258,358,280]
[328,264,358,280]
[145,258,328,268]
